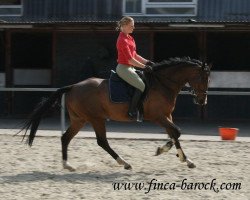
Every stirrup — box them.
[128,111,137,120]
[128,111,142,122]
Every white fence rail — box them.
[1,88,250,134]
[0,88,65,133]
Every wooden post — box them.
[149,31,154,60]
[51,30,57,86]
[5,29,13,115]
[198,31,207,120]
[198,31,207,62]
[5,30,12,87]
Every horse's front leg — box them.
[155,120,179,156]
[173,137,196,168]
[155,138,173,156]
[156,119,196,168]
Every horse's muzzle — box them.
[193,96,207,105]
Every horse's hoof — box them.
[63,161,76,172]
[155,147,162,156]
[187,163,196,168]
[124,164,132,170]
[65,165,76,172]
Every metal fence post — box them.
[61,93,66,134]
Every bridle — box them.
[145,63,210,100]
[190,88,208,97]
[189,68,209,99]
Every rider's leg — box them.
[116,64,145,120]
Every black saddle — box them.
[109,70,135,103]
[109,70,148,121]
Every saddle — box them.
[108,70,148,121]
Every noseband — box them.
[190,88,208,97]
[189,71,208,97]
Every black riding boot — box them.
[128,89,143,120]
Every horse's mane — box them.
[152,57,202,71]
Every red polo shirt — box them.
[116,32,137,65]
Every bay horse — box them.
[19,57,211,171]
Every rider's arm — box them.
[135,54,148,65]
[128,57,146,69]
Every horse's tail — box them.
[17,85,73,146]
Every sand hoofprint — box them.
[0,134,249,200]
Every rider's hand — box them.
[144,65,153,73]
[146,60,155,66]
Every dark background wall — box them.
[207,32,250,71]
[2,30,250,119]
[154,32,199,61]
[55,32,117,86]
[55,32,151,86]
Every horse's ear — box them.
[208,63,212,70]
[201,62,206,70]
[201,61,212,72]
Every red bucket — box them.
[219,127,239,140]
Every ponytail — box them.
[116,21,121,31]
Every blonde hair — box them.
[116,16,134,31]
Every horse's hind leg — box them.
[90,118,132,170]
[61,120,85,171]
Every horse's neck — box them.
[154,65,191,94]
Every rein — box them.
[144,58,210,100]
[147,68,208,98]
[189,70,209,97]
[147,71,183,98]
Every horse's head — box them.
[149,58,211,106]
[188,63,211,106]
